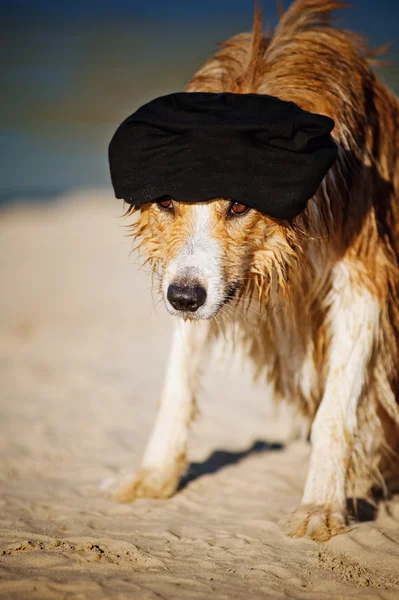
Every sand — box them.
[0,190,399,600]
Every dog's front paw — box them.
[101,465,182,503]
[281,504,348,541]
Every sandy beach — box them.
[1,191,399,599]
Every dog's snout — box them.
[167,283,207,312]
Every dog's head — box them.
[130,198,302,320]
[112,93,337,320]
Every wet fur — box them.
[113,1,399,540]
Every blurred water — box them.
[1,19,227,202]
[1,0,399,203]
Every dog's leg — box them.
[283,262,379,541]
[106,320,210,502]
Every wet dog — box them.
[109,0,399,541]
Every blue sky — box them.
[1,0,399,41]
[2,1,399,56]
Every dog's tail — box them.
[241,3,265,91]
[275,0,351,32]
[267,0,387,66]
[243,1,347,91]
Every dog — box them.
[108,0,399,541]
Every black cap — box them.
[109,92,337,220]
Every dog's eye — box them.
[230,202,249,216]
[157,198,174,211]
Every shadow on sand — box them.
[347,498,379,523]
[178,439,284,491]
[347,485,397,523]
[179,439,395,526]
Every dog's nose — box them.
[167,283,207,312]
